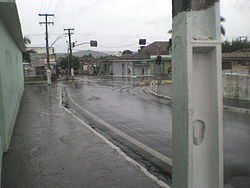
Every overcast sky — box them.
[16,0,250,53]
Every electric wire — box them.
[24,33,64,36]
[99,43,138,49]
[54,16,71,29]
[46,0,53,13]
[53,0,63,14]
[39,0,44,13]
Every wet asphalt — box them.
[2,84,162,188]
[68,76,250,188]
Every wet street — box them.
[67,76,250,188]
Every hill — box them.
[73,50,108,58]
[56,50,108,58]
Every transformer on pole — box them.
[172,0,223,188]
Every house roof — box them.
[140,41,170,56]
[223,48,250,58]
[97,41,170,63]
[119,53,148,60]
[0,0,24,51]
[111,41,170,61]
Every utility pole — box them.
[39,13,54,85]
[172,0,223,188]
[64,28,74,78]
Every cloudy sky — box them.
[16,0,250,53]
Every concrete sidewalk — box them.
[149,84,250,114]
[1,84,163,188]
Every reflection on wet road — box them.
[67,76,250,187]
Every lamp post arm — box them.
[74,42,90,47]
[50,34,66,48]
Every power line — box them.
[99,43,138,49]
[54,16,71,28]
[46,0,53,13]
[39,0,44,13]
[53,0,63,14]
[24,33,64,36]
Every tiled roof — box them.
[140,41,170,56]
[119,53,148,60]
[111,41,170,61]
[223,48,250,58]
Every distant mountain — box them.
[102,51,120,55]
[56,53,68,57]
[56,50,108,58]
[73,50,108,58]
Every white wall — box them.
[223,73,250,100]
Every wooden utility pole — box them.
[39,13,54,85]
[172,0,223,188]
[64,28,74,77]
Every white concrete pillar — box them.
[172,1,223,188]
[47,68,51,85]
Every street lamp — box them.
[50,34,67,48]
[73,40,98,48]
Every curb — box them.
[59,85,171,188]
[148,89,250,114]
[148,89,172,100]
[24,81,47,85]
[223,105,250,114]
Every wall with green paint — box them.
[0,7,24,174]
[149,60,172,77]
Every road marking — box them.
[59,86,171,188]
[67,89,173,166]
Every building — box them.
[24,47,56,79]
[140,41,171,77]
[78,41,172,77]
[0,0,24,175]
[222,48,250,75]
[110,41,171,77]
[110,53,150,76]
[148,55,172,79]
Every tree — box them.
[222,38,250,53]
[122,50,133,55]
[81,54,93,59]
[23,36,35,62]
[58,55,80,70]
[23,36,31,46]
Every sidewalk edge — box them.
[148,89,250,114]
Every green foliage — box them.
[81,54,93,58]
[23,49,35,62]
[23,36,34,62]
[23,36,31,47]
[99,55,106,59]
[59,55,80,70]
[122,50,133,55]
[222,39,250,53]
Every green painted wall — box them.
[0,13,24,172]
[149,61,171,77]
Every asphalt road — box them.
[67,76,250,188]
